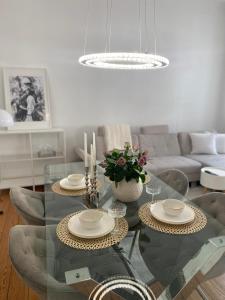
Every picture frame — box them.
[3,67,51,130]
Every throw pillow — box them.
[190,133,217,154]
[216,134,225,154]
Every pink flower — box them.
[138,155,147,166]
[117,157,127,166]
[133,144,139,151]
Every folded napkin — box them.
[103,124,132,152]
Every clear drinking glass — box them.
[108,201,127,234]
[146,181,162,202]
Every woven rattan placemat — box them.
[56,211,128,250]
[52,181,86,197]
[138,202,207,235]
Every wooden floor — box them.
[0,189,225,300]
[0,190,39,300]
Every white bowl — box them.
[67,174,85,186]
[79,210,103,229]
[162,199,185,216]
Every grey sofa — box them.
[94,125,202,182]
[76,125,224,183]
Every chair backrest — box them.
[10,187,45,225]
[192,192,225,281]
[192,192,225,229]
[158,169,189,196]
[9,225,84,300]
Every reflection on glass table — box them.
[44,162,225,300]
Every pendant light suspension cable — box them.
[83,0,91,55]
[105,0,113,52]
[153,0,157,56]
[138,0,142,52]
[144,0,149,53]
[104,0,109,52]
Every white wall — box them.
[0,0,225,160]
[218,60,225,132]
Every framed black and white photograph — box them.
[3,68,51,130]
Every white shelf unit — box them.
[0,128,66,190]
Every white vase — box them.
[111,179,143,202]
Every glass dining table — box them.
[44,162,225,300]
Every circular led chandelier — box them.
[89,276,156,300]
[79,53,169,70]
[79,0,169,70]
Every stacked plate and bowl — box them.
[150,199,195,225]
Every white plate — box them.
[68,211,115,239]
[59,178,86,191]
[150,201,195,225]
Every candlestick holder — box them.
[84,166,91,206]
[84,165,99,208]
[90,165,99,207]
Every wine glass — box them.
[146,181,161,203]
[108,201,127,234]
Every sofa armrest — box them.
[75,147,92,164]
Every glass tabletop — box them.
[44,162,225,300]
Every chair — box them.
[10,187,86,225]
[158,169,189,197]
[10,187,46,225]
[9,225,133,300]
[9,225,86,300]
[192,192,225,280]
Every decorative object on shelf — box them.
[0,109,14,128]
[3,68,51,130]
[138,202,207,235]
[79,0,169,70]
[100,143,147,202]
[0,109,14,214]
[56,211,128,250]
[37,144,56,158]
[89,276,156,300]
[83,132,99,207]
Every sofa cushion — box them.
[217,134,225,154]
[190,133,217,155]
[141,125,169,134]
[145,156,202,176]
[178,132,192,155]
[139,134,181,157]
[186,154,225,169]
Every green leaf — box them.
[106,157,116,164]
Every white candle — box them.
[90,144,94,179]
[84,132,88,167]
[92,132,96,166]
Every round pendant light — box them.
[79,0,169,70]
[79,52,169,70]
